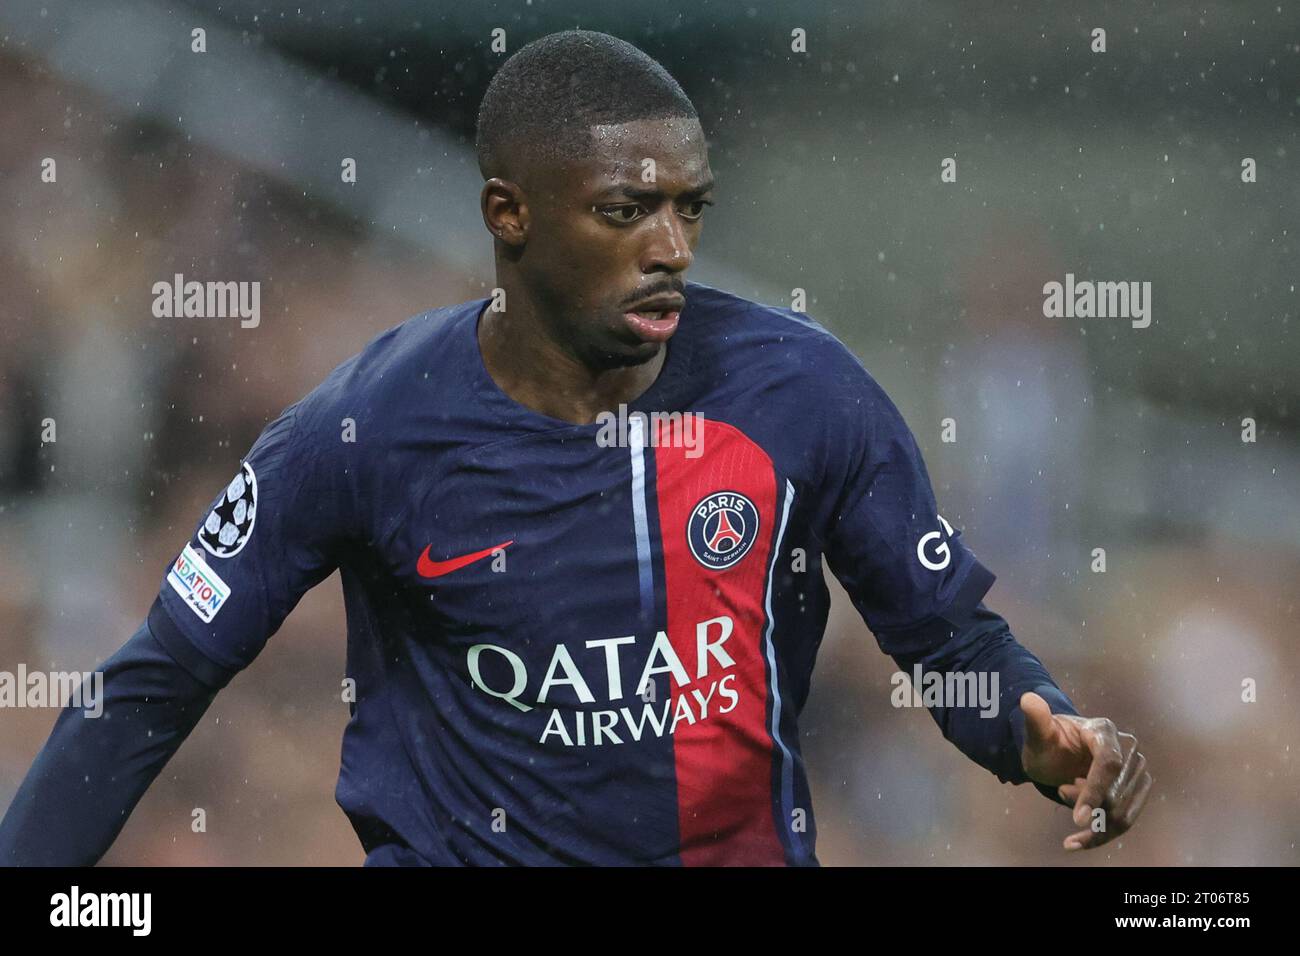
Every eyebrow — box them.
[594,177,716,202]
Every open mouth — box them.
[622,309,681,343]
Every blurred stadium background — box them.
[0,0,1296,865]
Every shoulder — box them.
[248,298,483,539]
[683,280,901,426]
[684,280,840,351]
[286,297,483,443]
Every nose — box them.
[642,207,693,275]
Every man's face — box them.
[516,115,713,369]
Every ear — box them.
[481,178,528,245]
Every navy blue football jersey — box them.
[150,280,996,865]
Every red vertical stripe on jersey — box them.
[653,417,784,865]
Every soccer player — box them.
[0,30,1150,866]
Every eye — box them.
[602,204,645,224]
[679,199,713,221]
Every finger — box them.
[1125,771,1154,823]
[1064,825,1111,851]
[1110,766,1154,829]
[1105,740,1144,807]
[1019,692,1057,749]
[1115,732,1138,761]
[1091,755,1148,840]
[1066,768,1153,851]
[1064,831,1088,851]
[1057,776,1087,804]
[1110,750,1147,806]
[1064,801,1118,851]
[1073,720,1124,826]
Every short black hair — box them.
[475,30,699,182]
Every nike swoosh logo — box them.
[416,540,513,579]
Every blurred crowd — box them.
[0,48,1295,866]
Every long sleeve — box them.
[808,331,1077,804]
[0,609,227,866]
[1,375,352,866]
[890,602,1079,805]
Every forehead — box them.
[545,116,710,194]
[588,115,707,157]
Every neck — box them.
[478,281,667,425]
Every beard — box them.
[572,316,664,370]
[592,341,662,369]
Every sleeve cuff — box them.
[1009,683,1081,805]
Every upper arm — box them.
[152,390,351,679]
[815,341,995,657]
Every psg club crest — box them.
[687,491,759,571]
[198,461,258,559]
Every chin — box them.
[606,340,662,368]
[584,333,662,369]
